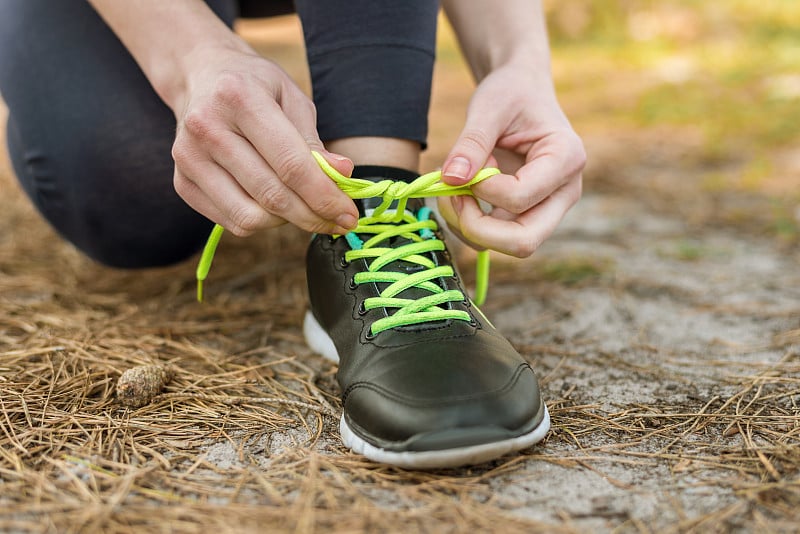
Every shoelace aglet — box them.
[472,250,490,307]
[196,224,225,302]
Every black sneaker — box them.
[303,164,550,469]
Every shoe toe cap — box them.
[342,353,544,451]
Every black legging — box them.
[0,0,439,268]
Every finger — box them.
[200,129,352,235]
[172,135,271,236]
[234,98,359,229]
[173,163,287,237]
[452,177,582,258]
[441,100,506,185]
[436,197,486,252]
[484,153,501,170]
[175,169,289,233]
[318,149,354,178]
[472,132,586,214]
[436,196,460,231]
[173,168,227,225]
[277,89,355,178]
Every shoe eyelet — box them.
[364,329,376,341]
[468,318,478,327]
[357,302,367,316]
[339,256,350,268]
[348,278,358,290]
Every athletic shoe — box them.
[303,163,550,469]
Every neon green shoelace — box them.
[196,151,499,335]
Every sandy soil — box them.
[478,190,800,529]
[1,14,799,534]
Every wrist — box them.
[443,0,551,81]
[87,0,252,113]
[481,57,558,106]
[486,47,552,83]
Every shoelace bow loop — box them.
[196,151,499,334]
[311,151,500,220]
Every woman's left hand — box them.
[439,64,586,258]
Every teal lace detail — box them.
[197,151,498,335]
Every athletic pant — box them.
[0,0,439,267]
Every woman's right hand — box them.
[87,1,357,235]
[170,42,359,236]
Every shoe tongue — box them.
[351,165,424,216]
[350,165,445,303]
[360,198,426,218]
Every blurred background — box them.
[234,0,800,245]
[538,0,800,241]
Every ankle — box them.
[326,137,420,171]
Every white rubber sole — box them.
[303,310,341,364]
[340,406,550,470]
[303,311,551,469]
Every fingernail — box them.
[325,151,354,176]
[451,196,464,214]
[327,152,351,163]
[444,157,471,182]
[337,213,358,230]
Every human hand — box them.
[170,43,359,237]
[439,64,585,257]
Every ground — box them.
[1,2,799,533]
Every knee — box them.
[74,129,214,268]
[74,196,214,269]
[60,167,213,269]
[8,113,213,269]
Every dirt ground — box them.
[2,10,799,534]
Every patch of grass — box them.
[546,0,800,160]
[658,239,722,262]
[537,257,614,285]
[771,204,800,241]
[635,81,800,153]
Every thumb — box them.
[442,119,501,186]
[319,150,354,178]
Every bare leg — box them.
[327,137,420,172]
